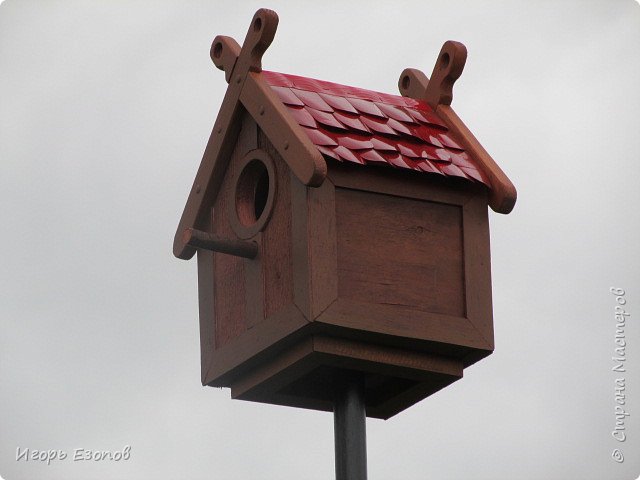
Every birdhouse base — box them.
[227,334,463,419]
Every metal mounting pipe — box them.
[334,372,367,480]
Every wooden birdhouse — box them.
[174,9,516,419]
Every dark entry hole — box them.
[254,167,269,220]
[235,159,271,227]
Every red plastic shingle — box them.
[435,148,452,162]
[429,136,444,148]
[271,86,305,106]
[360,149,388,164]
[336,135,375,150]
[438,133,463,150]
[440,163,467,177]
[382,153,414,170]
[347,97,386,118]
[317,145,339,160]
[292,89,334,112]
[396,141,422,158]
[334,145,364,164]
[449,152,475,169]
[261,70,489,187]
[416,160,444,174]
[371,137,397,152]
[460,166,488,183]
[288,106,318,128]
[360,116,396,136]
[376,103,415,123]
[319,93,359,113]
[302,126,338,146]
[386,117,413,136]
[306,108,347,130]
[333,111,371,133]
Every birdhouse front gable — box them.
[174,9,516,419]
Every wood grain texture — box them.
[212,113,257,348]
[335,188,465,317]
[328,160,480,205]
[436,105,516,214]
[316,299,492,351]
[461,191,494,348]
[229,334,463,419]
[308,178,338,319]
[204,304,310,386]
[196,210,215,385]
[291,169,311,319]
[259,131,294,319]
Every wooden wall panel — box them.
[259,131,294,319]
[335,188,465,317]
[212,115,256,348]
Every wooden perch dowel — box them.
[183,228,258,259]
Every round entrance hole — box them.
[236,159,270,226]
[230,151,276,239]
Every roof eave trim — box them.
[398,53,516,214]
[435,105,516,214]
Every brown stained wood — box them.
[316,299,492,352]
[229,334,463,419]
[204,304,310,386]
[210,35,241,83]
[174,9,287,260]
[213,216,246,348]
[180,10,505,419]
[335,188,465,318]
[398,68,430,103]
[424,41,467,108]
[197,210,215,385]
[328,160,479,207]
[291,170,311,320]
[244,235,264,330]
[258,131,295,319]
[212,113,258,348]
[307,178,338,319]
[184,228,258,258]
[230,336,316,399]
[461,192,494,348]
[436,105,517,214]
[173,100,244,260]
[312,336,462,377]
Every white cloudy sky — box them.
[1,1,639,479]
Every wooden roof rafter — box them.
[398,41,517,214]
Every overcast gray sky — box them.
[1,1,639,479]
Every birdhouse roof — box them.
[263,71,489,185]
[173,9,516,261]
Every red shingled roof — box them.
[263,71,489,186]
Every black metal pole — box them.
[333,372,367,480]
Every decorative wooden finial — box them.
[210,8,279,83]
[424,41,467,108]
[398,41,467,109]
